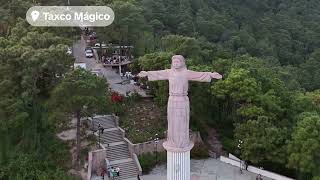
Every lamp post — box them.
[238,139,243,174]
[154,134,159,163]
[98,123,104,147]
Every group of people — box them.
[108,166,121,179]
[102,55,130,65]
[101,55,112,64]
[121,71,134,79]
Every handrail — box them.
[132,153,142,175]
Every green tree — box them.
[235,116,288,163]
[297,49,320,91]
[50,69,108,166]
[138,52,172,106]
[287,112,320,177]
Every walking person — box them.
[107,166,110,178]
[100,167,106,180]
[256,174,263,180]
[116,167,120,176]
[244,161,248,170]
[110,167,115,180]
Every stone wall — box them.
[114,114,204,155]
[220,155,295,180]
[126,131,203,156]
[89,149,106,178]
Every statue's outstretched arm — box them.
[187,70,222,82]
[138,69,169,81]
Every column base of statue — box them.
[163,141,194,180]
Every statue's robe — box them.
[147,69,212,150]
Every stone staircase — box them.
[91,115,140,180]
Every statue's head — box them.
[171,55,186,70]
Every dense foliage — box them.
[90,0,320,179]
[1,0,320,179]
[0,0,106,179]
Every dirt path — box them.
[206,128,225,157]
[56,117,94,180]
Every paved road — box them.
[73,36,148,96]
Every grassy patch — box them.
[138,152,166,173]
[119,98,167,143]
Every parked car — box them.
[85,48,94,58]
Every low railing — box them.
[220,155,295,180]
[132,153,143,175]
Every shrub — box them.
[191,143,209,159]
[138,152,166,173]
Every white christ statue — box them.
[138,55,222,152]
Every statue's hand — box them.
[211,72,222,79]
[138,71,148,77]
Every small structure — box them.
[74,62,86,70]
[96,44,134,75]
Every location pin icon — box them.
[31,11,40,22]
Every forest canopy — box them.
[0,0,319,179]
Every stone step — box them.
[89,115,140,179]
[100,135,123,140]
[106,149,129,154]
[92,121,116,129]
[100,137,124,144]
[92,125,116,130]
[92,116,115,123]
[103,141,125,147]
[93,119,115,125]
[94,116,114,121]
[106,152,130,157]
[105,143,128,148]
[108,161,138,179]
[100,129,122,134]
[100,138,124,144]
[92,117,116,129]
[96,134,122,139]
[107,153,130,157]
[103,127,119,132]
[100,131,123,139]
[108,171,137,179]
[106,147,129,152]
[111,174,137,180]
[107,155,131,161]
[109,158,133,165]
[100,134,123,139]
[92,120,115,125]
[106,148,129,154]
[107,151,130,157]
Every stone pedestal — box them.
[164,142,194,180]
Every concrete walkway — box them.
[142,158,273,180]
[73,36,148,96]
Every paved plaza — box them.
[141,158,273,180]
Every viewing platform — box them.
[103,60,133,67]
